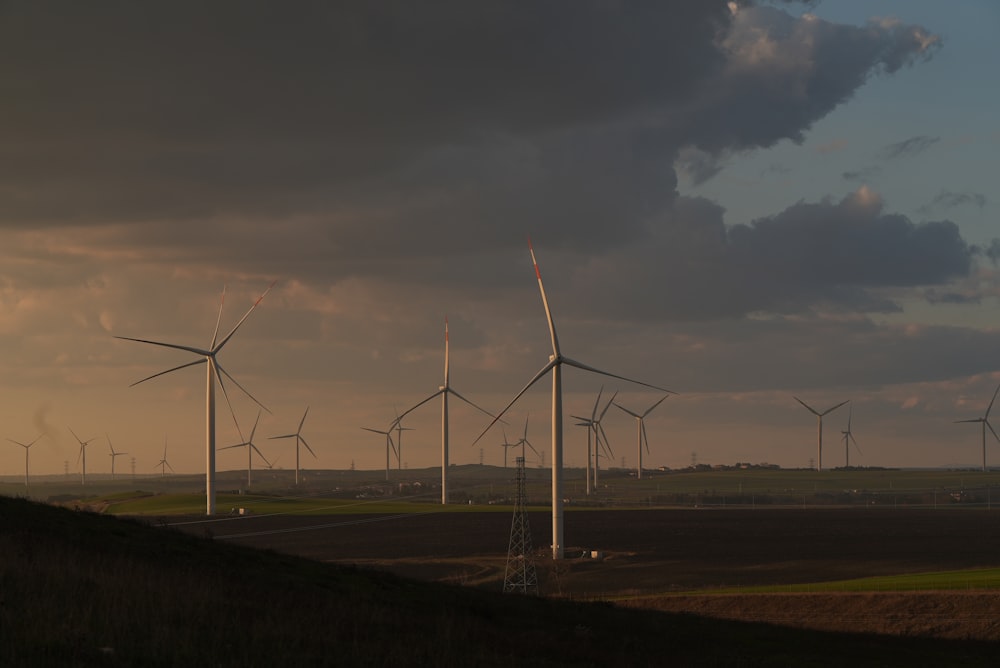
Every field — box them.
[13,466,1000,643]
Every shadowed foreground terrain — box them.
[2,497,999,667]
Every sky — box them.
[2,0,999,479]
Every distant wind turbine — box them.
[514,414,542,465]
[222,410,270,489]
[475,241,673,559]
[392,408,414,471]
[69,427,96,486]
[117,282,275,515]
[954,382,1000,472]
[793,397,849,472]
[156,437,175,477]
[107,435,127,480]
[394,318,497,504]
[362,426,396,481]
[499,428,518,468]
[571,387,616,494]
[269,407,315,485]
[614,395,670,480]
[841,405,862,468]
[7,435,42,490]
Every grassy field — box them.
[4,494,1000,666]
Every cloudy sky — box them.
[2,0,999,479]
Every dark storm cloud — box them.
[571,188,974,322]
[917,190,987,214]
[880,135,940,159]
[841,166,881,183]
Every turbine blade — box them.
[613,402,641,419]
[298,407,309,431]
[213,361,246,445]
[820,400,850,417]
[986,382,1000,419]
[987,420,1000,444]
[642,394,670,418]
[129,358,207,387]
[591,385,605,421]
[115,336,212,358]
[528,239,561,357]
[642,421,651,455]
[449,388,501,420]
[362,427,389,436]
[214,281,276,353]
[393,390,442,425]
[598,391,619,421]
[471,359,557,446]
[954,418,984,424]
[270,433,296,440]
[211,285,226,349]
[849,433,863,455]
[793,396,820,416]
[597,423,614,457]
[300,435,318,459]
[561,356,674,394]
[215,361,270,414]
[525,438,541,458]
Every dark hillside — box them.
[0,495,996,667]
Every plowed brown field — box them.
[178,507,1000,641]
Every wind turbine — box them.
[841,405,862,468]
[499,428,518,468]
[156,437,175,477]
[793,397,849,472]
[362,426,396,481]
[116,282,275,515]
[269,407,315,485]
[475,241,673,559]
[514,414,542,465]
[69,427,96,486]
[7,435,42,490]
[107,435,127,480]
[393,408,414,471]
[954,381,1000,472]
[393,318,497,504]
[614,395,670,480]
[222,410,270,489]
[571,387,618,494]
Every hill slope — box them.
[1,495,997,667]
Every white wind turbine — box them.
[476,241,672,559]
[841,405,862,468]
[69,427,96,486]
[222,410,270,489]
[269,407,315,485]
[954,381,1000,472]
[156,437,175,477]
[361,426,396,481]
[499,428,518,468]
[116,282,275,515]
[614,395,670,480]
[393,318,497,504]
[571,387,617,494]
[793,397,849,472]
[393,408,414,471]
[107,435,127,480]
[514,414,542,465]
[7,434,42,490]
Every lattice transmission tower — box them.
[503,456,538,594]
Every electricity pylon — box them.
[503,456,538,594]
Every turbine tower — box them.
[69,427,96,486]
[8,435,42,490]
[117,282,275,515]
[614,395,669,480]
[841,405,862,468]
[222,410,270,489]
[362,426,396,481]
[793,397,849,472]
[269,407,315,485]
[392,409,414,471]
[476,241,672,559]
[107,435,127,480]
[954,382,1000,472]
[394,318,496,504]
